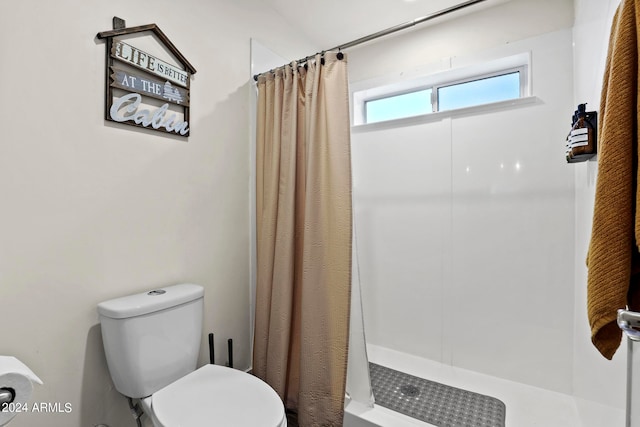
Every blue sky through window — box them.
[438,72,520,111]
[362,71,521,124]
[366,89,432,123]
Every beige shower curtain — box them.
[253,52,352,426]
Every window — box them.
[437,71,521,111]
[366,89,432,123]
[353,54,529,125]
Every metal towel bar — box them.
[618,309,640,426]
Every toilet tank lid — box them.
[97,283,204,319]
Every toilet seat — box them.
[151,364,287,427]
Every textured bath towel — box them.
[587,0,640,360]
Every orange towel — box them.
[587,0,640,360]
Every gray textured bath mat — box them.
[370,363,506,427]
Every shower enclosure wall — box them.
[251,1,628,424]
[350,28,575,395]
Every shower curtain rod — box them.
[253,0,489,81]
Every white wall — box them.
[348,0,574,83]
[572,0,627,415]
[350,0,576,394]
[0,1,314,426]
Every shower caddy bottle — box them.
[566,103,597,163]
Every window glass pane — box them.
[438,72,520,111]
[365,89,432,123]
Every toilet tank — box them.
[97,283,204,398]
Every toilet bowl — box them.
[97,284,286,427]
[141,365,287,427]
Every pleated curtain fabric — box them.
[254,53,353,426]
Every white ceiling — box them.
[260,0,510,50]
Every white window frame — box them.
[352,52,531,126]
[364,87,433,123]
[433,66,527,112]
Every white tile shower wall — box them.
[351,28,575,394]
[449,105,574,391]
[448,29,575,391]
[352,120,452,362]
[572,0,626,411]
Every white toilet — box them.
[97,283,287,427]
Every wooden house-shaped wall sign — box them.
[97,18,196,137]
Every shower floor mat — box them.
[370,362,506,427]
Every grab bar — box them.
[619,310,640,341]
[618,309,640,427]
